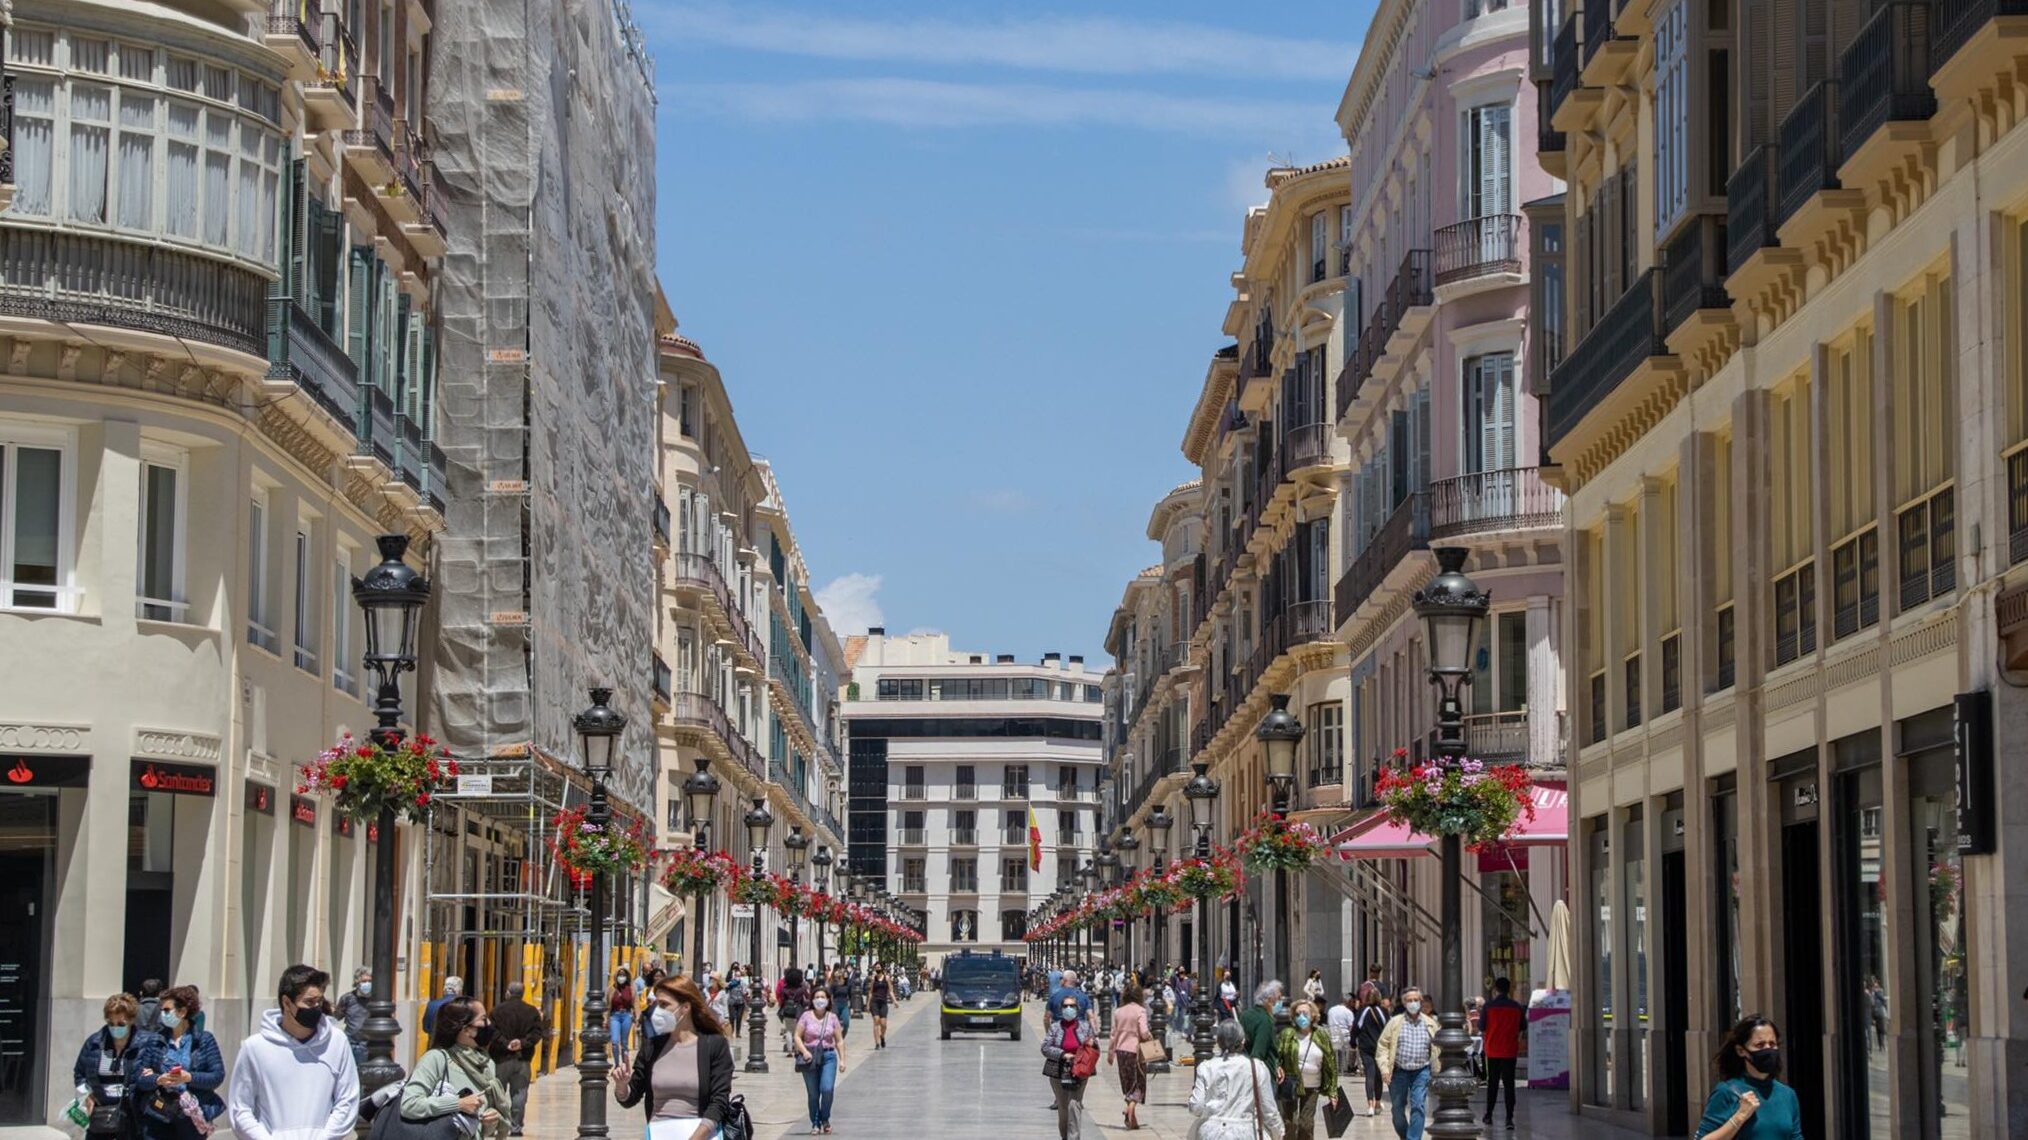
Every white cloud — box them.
[661,78,1313,137]
[904,626,945,637]
[815,572,885,636]
[643,4,1358,81]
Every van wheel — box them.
[941,1026,952,1040]
[1009,1025,1021,1041]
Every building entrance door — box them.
[1659,844,1689,1135]
[0,793,55,1125]
[1781,819,1826,1140]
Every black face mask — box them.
[292,1003,326,1032]
[1747,1047,1782,1078]
[471,1024,496,1048]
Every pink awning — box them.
[1334,781,1569,861]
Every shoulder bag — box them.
[1246,1058,1268,1140]
[1137,1035,1167,1064]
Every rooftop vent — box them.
[868,626,886,636]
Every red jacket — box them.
[1482,996,1525,1059]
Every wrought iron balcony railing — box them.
[1334,492,1429,626]
[1933,0,2028,74]
[1661,215,1729,335]
[1840,2,1935,160]
[1434,215,1523,286]
[1726,146,1777,276]
[1776,81,1841,228]
[1547,267,1663,446]
[1428,467,1564,539]
[267,297,359,431]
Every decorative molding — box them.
[1766,668,1822,712]
[1703,699,1736,734]
[1825,645,1882,691]
[1889,612,1957,667]
[134,728,223,763]
[0,722,89,752]
[1647,723,1683,754]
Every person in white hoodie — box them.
[228,965,359,1140]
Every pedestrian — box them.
[135,981,166,1037]
[1274,1001,1341,1140]
[73,993,158,1140]
[793,986,846,1135]
[1480,976,1525,1130]
[1240,981,1283,1064]
[725,965,748,1038]
[706,976,731,1027]
[1049,969,1094,1014]
[136,986,224,1140]
[868,969,892,1049]
[776,968,811,1057]
[827,967,853,1039]
[422,976,462,1039]
[1359,963,1391,1004]
[1866,977,1889,1051]
[1188,1019,1284,1140]
[226,965,359,1140]
[1109,982,1152,1130]
[1326,993,1358,1075]
[1693,1015,1804,1139]
[488,982,545,1137]
[1041,992,1097,1140]
[1218,970,1240,1021]
[1354,989,1388,1117]
[399,996,508,1140]
[1302,970,1326,1006]
[615,976,735,1140]
[333,969,372,1067]
[1375,985,1439,1140]
[607,967,637,1071]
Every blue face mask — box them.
[107,1024,130,1041]
[358,982,373,997]
[1294,1014,1311,1030]
[1061,1007,1080,1022]
[162,1010,183,1031]
[1275,1001,1288,1015]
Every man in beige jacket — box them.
[1372,986,1441,1140]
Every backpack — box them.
[779,985,808,1023]
[718,1093,753,1140]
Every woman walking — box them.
[1353,989,1388,1117]
[1274,1001,1341,1140]
[1302,970,1326,1006]
[614,977,735,1140]
[868,969,892,1049]
[137,987,225,1140]
[1041,993,1097,1140]
[792,986,846,1134]
[400,997,510,1140]
[608,969,637,1071]
[1109,983,1153,1130]
[1693,1016,1804,1139]
[73,993,158,1140]
[1188,1020,1285,1140]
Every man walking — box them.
[332,968,372,1066]
[227,964,359,1140]
[1240,981,1283,1064]
[1327,992,1360,1074]
[1376,986,1439,1140]
[1480,977,1525,1130]
[489,982,545,1136]
[422,975,462,1039]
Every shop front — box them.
[0,752,89,1125]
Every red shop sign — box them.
[245,782,275,815]
[290,795,318,828]
[132,760,216,797]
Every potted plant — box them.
[1374,748,1535,848]
[550,805,652,877]
[299,732,456,823]
[1233,810,1329,872]
[661,847,739,896]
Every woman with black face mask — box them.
[400,997,511,1139]
[1693,1016,1803,1139]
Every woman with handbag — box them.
[608,970,637,1071]
[1189,1020,1285,1140]
[138,987,224,1140]
[73,993,159,1140]
[791,987,845,1135]
[1040,994,1098,1140]
[1273,1001,1341,1140]
[1353,991,1388,1118]
[1109,984,1157,1130]
[614,977,735,1140]
[399,997,509,1140]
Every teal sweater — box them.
[1694,1076,1803,1140]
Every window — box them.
[1534,221,1565,375]
[1465,0,1509,15]
[1059,764,1079,799]
[333,551,357,695]
[876,677,924,700]
[1770,376,1816,665]
[1339,205,1355,275]
[902,765,924,799]
[0,430,73,611]
[1004,808,1025,844]
[901,857,926,894]
[1894,274,1957,610]
[900,810,925,845]
[1311,212,1329,282]
[950,909,978,942]
[1003,764,1029,798]
[1306,701,1345,784]
[950,857,978,892]
[953,809,976,845]
[1462,352,1517,475]
[1000,910,1027,940]
[1001,857,1028,892]
[245,494,273,649]
[1462,102,1512,219]
[1057,808,1079,844]
[1708,431,1736,691]
[955,764,976,798]
[293,529,317,673]
[1652,0,1689,238]
[137,453,185,620]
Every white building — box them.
[841,632,1105,961]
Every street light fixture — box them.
[1413,546,1491,1140]
[812,844,834,967]
[570,687,626,1140]
[741,797,774,1072]
[1114,832,1140,977]
[1143,807,1174,1073]
[1255,694,1305,1012]
[681,757,721,981]
[350,534,429,1102]
[1182,762,1220,1064]
[785,825,810,971]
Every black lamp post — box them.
[571,687,626,1140]
[1114,831,1140,973]
[785,825,810,971]
[1413,546,1491,1140]
[847,879,868,1012]
[350,534,429,1105]
[742,797,774,1072]
[1144,807,1173,1072]
[1183,762,1220,1064]
[1256,693,1304,1022]
[812,844,834,968]
[1096,844,1120,1032]
[682,757,721,981]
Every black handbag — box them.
[717,1093,752,1140]
[86,1102,128,1136]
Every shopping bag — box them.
[1323,1095,1356,1138]
[1138,1037,1167,1064]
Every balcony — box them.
[1546,268,1664,449]
[264,0,323,78]
[1428,467,1564,540]
[1548,15,1580,124]
[1580,0,1612,70]
[0,229,267,358]
[1335,251,1433,424]
[1933,0,2028,75]
[952,829,978,846]
[301,12,357,131]
[1840,3,1935,169]
[1461,711,1530,765]
[1776,81,1841,231]
[359,385,396,471]
[1001,783,1029,801]
[670,552,766,664]
[1725,146,1778,277]
[425,442,448,516]
[1434,215,1523,288]
[393,411,425,492]
[902,784,926,800]
[1002,826,1027,845]
[1386,248,1435,319]
[401,156,448,259]
[955,782,977,800]
[265,298,359,434]
[1659,216,1729,338]
[1334,492,1429,627]
[898,829,927,846]
[343,75,397,184]
[1279,422,1333,480]
[667,691,766,779]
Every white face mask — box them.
[813,998,829,1011]
[649,1006,677,1036]
[1404,1000,1422,1015]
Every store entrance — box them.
[0,794,56,1125]
[1658,844,1689,1135]
[1781,819,1826,1140]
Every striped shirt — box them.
[1394,1016,1433,1070]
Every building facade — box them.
[842,632,1104,962]
[0,0,445,1123]
[1538,0,2028,1132]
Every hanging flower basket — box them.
[661,848,739,896]
[551,806,651,878]
[1234,811,1329,873]
[1167,851,1241,900]
[299,732,457,824]
[1374,749,1535,849]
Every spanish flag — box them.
[1028,804,1042,872]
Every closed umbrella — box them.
[1545,898,1573,992]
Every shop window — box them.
[137,452,186,621]
[0,430,74,612]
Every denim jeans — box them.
[1388,1065,1431,1140]
[608,1010,633,1058]
[800,1047,838,1127]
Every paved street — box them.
[522,996,1655,1140]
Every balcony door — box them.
[1463,352,1519,522]
[1464,102,1513,239]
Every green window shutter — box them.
[347,247,370,370]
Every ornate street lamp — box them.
[1413,546,1491,1140]
[350,535,429,1103]
[1256,694,1304,1021]
[1114,831,1141,974]
[742,797,774,1072]
[1096,843,1121,1032]
[1144,806,1174,1073]
[1183,762,1220,1064]
[681,757,721,980]
[812,844,834,968]
[571,687,626,1140]
[784,825,810,971]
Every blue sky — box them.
[642,1,1367,661]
